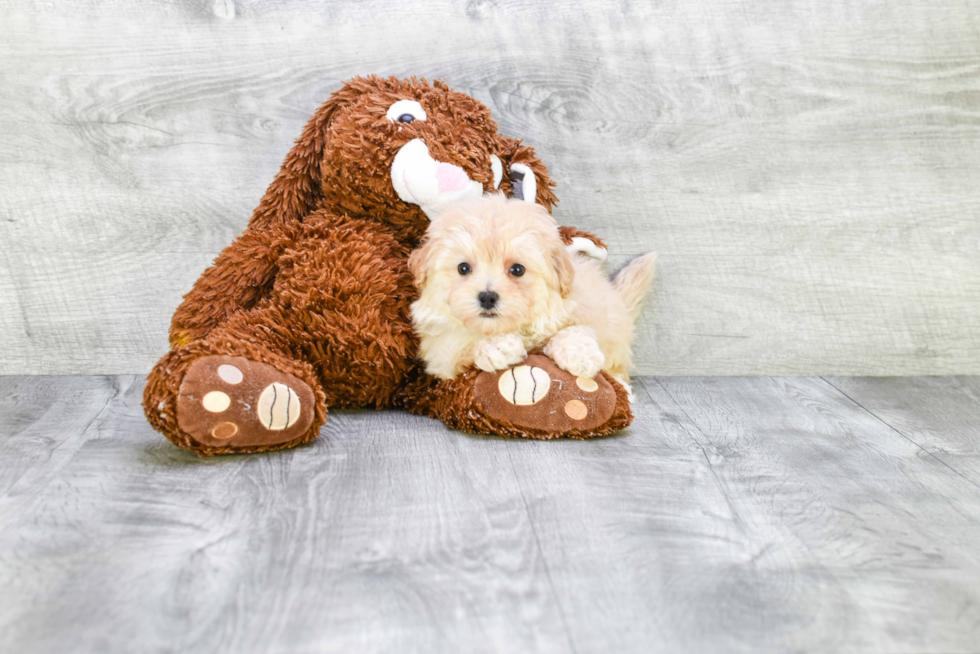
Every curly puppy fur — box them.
[409,194,656,384]
[143,76,630,455]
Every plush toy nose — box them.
[391,139,484,218]
[478,291,499,310]
[435,162,470,193]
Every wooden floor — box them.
[1,375,978,653]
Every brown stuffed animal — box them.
[143,76,632,455]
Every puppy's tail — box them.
[614,253,658,322]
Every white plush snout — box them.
[391,139,484,218]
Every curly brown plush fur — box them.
[143,76,630,455]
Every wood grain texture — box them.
[825,376,980,485]
[637,376,980,652]
[507,376,980,653]
[1,1,979,375]
[2,375,980,653]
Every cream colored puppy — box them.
[409,194,656,390]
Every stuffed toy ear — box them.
[248,82,366,230]
[552,240,576,298]
[498,138,559,212]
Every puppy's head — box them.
[409,194,574,336]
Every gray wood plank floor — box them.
[1,375,978,653]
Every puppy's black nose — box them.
[478,291,499,310]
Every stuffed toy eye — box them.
[509,263,525,277]
[386,100,427,123]
[458,263,472,275]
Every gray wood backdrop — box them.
[1,0,978,376]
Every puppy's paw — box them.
[544,326,606,379]
[474,335,528,373]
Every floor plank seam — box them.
[644,379,749,530]
[80,376,138,441]
[1,375,136,497]
[505,447,578,654]
[819,377,980,491]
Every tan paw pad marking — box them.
[575,377,598,392]
[564,400,588,421]
[202,391,231,413]
[217,364,243,384]
[211,422,239,440]
[498,365,551,405]
[257,382,301,431]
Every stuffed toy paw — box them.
[475,354,621,434]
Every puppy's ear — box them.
[408,241,431,288]
[552,242,576,298]
[248,79,368,230]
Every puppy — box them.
[409,193,656,391]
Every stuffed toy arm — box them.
[559,226,609,262]
[169,225,283,347]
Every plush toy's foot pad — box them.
[473,354,617,434]
[176,355,316,449]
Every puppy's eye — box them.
[458,263,472,275]
[509,263,525,277]
[386,100,427,123]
